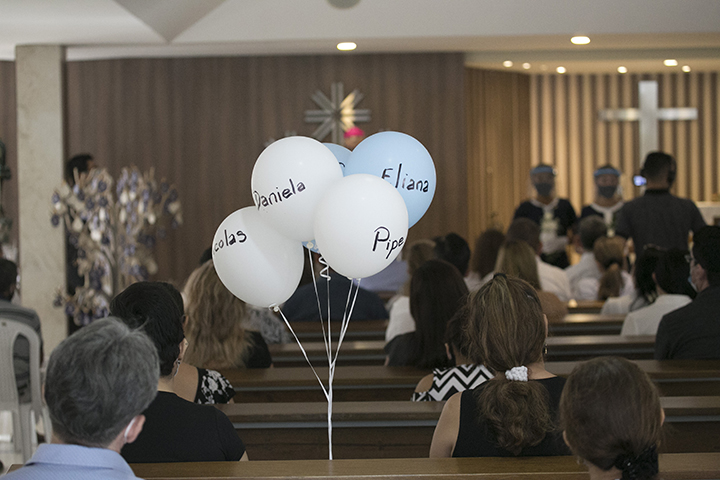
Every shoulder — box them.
[415,373,435,393]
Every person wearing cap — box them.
[513,164,577,268]
[615,151,705,252]
[655,226,720,360]
[343,126,365,150]
[580,165,624,235]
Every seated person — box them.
[430,275,569,458]
[385,239,436,343]
[183,260,273,369]
[413,306,493,401]
[6,318,158,480]
[655,226,720,359]
[513,164,577,268]
[601,247,662,315]
[621,249,694,336]
[580,165,624,235]
[495,240,567,323]
[565,216,607,298]
[466,229,505,292]
[0,259,43,403]
[283,253,388,322]
[434,232,473,289]
[111,282,247,462]
[385,259,468,369]
[576,236,634,301]
[506,218,572,302]
[560,357,663,480]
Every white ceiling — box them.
[1,0,719,73]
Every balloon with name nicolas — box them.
[212,207,304,308]
[323,143,351,174]
[252,136,344,242]
[344,131,436,228]
[314,174,409,279]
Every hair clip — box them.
[493,272,507,280]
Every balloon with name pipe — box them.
[344,131,436,228]
[313,174,409,279]
[212,207,304,308]
[252,136,344,242]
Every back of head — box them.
[65,153,94,185]
[110,282,184,376]
[0,258,17,300]
[654,249,694,297]
[634,247,663,304]
[182,260,250,369]
[495,240,541,290]
[641,152,675,184]
[434,233,471,276]
[560,357,662,480]
[45,318,159,448]
[594,236,625,300]
[444,306,471,362]
[465,275,550,455]
[692,226,720,287]
[409,259,469,369]
[472,229,506,278]
[506,218,541,253]
[578,216,608,251]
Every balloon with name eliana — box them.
[252,137,344,242]
[314,174,409,279]
[212,207,304,308]
[344,131,436,228]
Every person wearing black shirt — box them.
[513,164,577,268]
[655,226,720,360]
[615,152,705,252]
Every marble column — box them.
[15,45,66,355]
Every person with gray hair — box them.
[6,318,159,480]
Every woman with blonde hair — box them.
[430,275,569,457]
[560,357,663,480]
[183,260,272,370]
[495,240,567,323]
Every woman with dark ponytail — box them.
[430,274,569,457]
[560,357,663,480]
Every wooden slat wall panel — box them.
[531,72,720,210]
[465,68,531,244]
[65,54,467,285]
[0,61,18,251]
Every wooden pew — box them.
[129,453,720,480]
[267,335,655,367]
[218,397,720,460]
[566,299,605,313]
[284,314,625,342]
[221,360,720,403]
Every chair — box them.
[0,318,51,461]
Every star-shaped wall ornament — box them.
[304,82,371,144]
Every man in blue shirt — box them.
[6,318,159,479]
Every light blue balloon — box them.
[323,143,351,175]
[303,239,320,254]
[344,132,436,228]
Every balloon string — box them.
[272,305,329,401]
[308,250,331,362]
[332,278,361,369]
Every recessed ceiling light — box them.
[682,65,691,72]
[522,63,531,70]
[663,59,678,67]
[503,60,513,68]
[337,42,357,51]
[556,66,567,74]
[617,66,628,74]
[571,36,591,45]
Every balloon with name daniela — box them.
[252,136,344,242]
[343,131,436,228]
[212,207,304,308]
[314,174,409,279]
[323,143,351,174]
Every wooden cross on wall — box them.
[598,80,697,163]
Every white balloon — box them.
[212,207,304,308]
[251,136,344,241]
[314,174,409,279]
